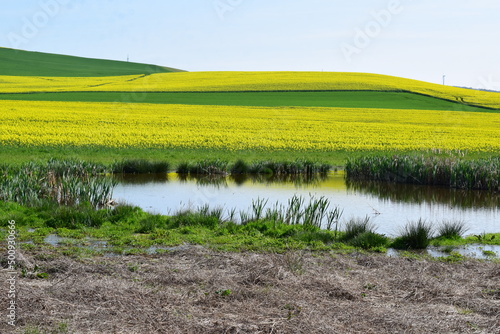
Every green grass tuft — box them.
[392,219,433,249]
[341,216,375,241]
[436,220,469,240]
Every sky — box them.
[1,0,499,89]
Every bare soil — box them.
[2,247,499,334]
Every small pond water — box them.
[112,172,499,237]
[40,233,500,259]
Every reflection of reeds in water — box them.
[233,173,329,187]
[178,174,229,188]
[0,159,115,208]
[113,173,169,185]
[346,180,499,209]
[346,155,499,191]
[175,173,329,188]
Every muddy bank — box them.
[2,247,499,334]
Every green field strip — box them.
[0,47,183,77]
[0,91,492,112]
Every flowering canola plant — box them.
[1,100,499,152]
[0,72,499,109]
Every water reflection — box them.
[115,173,330,188]
[346,180,499,209]
[112,172,499,236]
[114,173,169,184]
[230,173,330,187]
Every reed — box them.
[346,155,499,191]
[0,160,116,208]
[175,162,191,175]
[112,159,170,174]
[251,198,268,221]
[175,160,228,175]
[229,159,250,175]
[243,195,342,229]
[246,160,331,176]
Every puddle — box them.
[387,244,500,259]
[44,234,64,246]
[146,244,192,254]
[40,234,498,260]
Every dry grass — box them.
[2,247,499,334]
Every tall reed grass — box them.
[243,159,331,176]
[0,159,115,208]
[112,159,170,174]
[176,159,229,175]
[183,195,343,230]
[346,155,499,191]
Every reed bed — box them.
[111,159,170,174]
[244,160,331,176]
[345,155,499,191]
[0,159,115,208]
[176,159,229,175]
[184,195,343,230]
[175,159,331,177]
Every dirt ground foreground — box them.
[1,247,499,333]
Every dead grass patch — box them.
[1,248,499,333]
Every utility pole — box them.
[442,75,446,85]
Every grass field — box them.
[0,47,182,76]
[0,91,495,112]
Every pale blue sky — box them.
[1,0,499,88]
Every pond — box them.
[112,172,499,237]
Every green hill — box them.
[0,47,184,77]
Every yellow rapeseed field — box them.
[1,72,499,109]
[1,100,498,152]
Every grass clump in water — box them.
[436,220,468,240]
[339,217,388,249]
[392,219,434,249]
[341,216,375,241]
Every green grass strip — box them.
[0,91,494,112]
